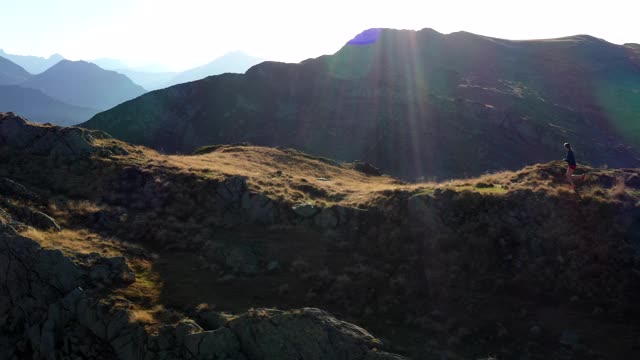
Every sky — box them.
[1,0,639,71]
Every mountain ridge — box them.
[0,49,64,74]
[82,27,640,180]
[0,55,31,85]
[21,59,147,110]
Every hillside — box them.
[0,55,31,85]
[2,113,640,359]
[21,60,146,110]
[0,49,64,74]
[83,28,640,180]
[0,85,99,125]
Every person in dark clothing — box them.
[563,143,585,188]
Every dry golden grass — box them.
[130,309,156,324]
[112,258,162,307]
[112,144,436,206]
[21,228,125,257]
[98,139,640,207]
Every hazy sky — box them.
[1,0,638,71]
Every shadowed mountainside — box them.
[2,113,640,359]
[21,60,146,110]
[82,28,640,180]
[0,55,31,85]
[0,85,99,125]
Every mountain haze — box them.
[91,57,130,71]
[102,52,264,90]
[165,51,263,87]
[0,49,64,74]
[21,60,146,110]
[0,56,31,85]
[83,28,640,179]
[0,86,99,125]
[114,69,178,91]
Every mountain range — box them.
[0,85,97,125]
[20,60,146,110]
[82,28,640,180]
[0,56,145,123]
[0,49,64,74]
[112,51,263,90]
[0,50,264,125]
[0,55,31,85]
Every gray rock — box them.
[34,248,83,293]
[175,319,203,345]
[217,176,248,203]
[314,207,338,228]
[229,308,382,360]
[0,112,115,158]
[32,211,61,231]
[196,311,230,331]
[0,224,409,360]
[242,192,276,224]
[88,255,136,286]
[184,327,242,359]
[106,309,131,341]
[292,203,319,218]
[352,161,382,176]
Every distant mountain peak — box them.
[20,58,146,110]
[0,50,66,74]
[347,28,383,45]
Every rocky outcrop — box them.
[0,197,60,232]
[0,230,407,360]
[229,308,385,360]
[0,112,127,158]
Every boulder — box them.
[217,176,248,203]
[242,192,276,224]
[195,311,231,331]
[229,308,383,360]
[292,203,319,218]
[352,161,383,176]
[0,112,118,158]
[87,254,136,286]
